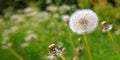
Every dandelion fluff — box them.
[69,9,98,34]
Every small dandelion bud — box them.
[48,43,64,56]
[101,21,113,32]
[78,38,82,44]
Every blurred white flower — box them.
[1,40,8,44]
[10,14,25,24]
[59,5,71,14]
[25,33,38,41]
[69,9,98,34]
[24,7,38,17]
[10,26,19,33]
[46,0,52,4]
[62,15,70,22]
[46,5,58,13]
[32,11,50,22]
[21,42,29,48]
[1,42,12,49]
[53,13,60,19]
[2,30,11,36]
[101,21,113,32]
[2,36,9,41]
[115,29,120,35]
[0,18,3,22]
[26,30,33,35]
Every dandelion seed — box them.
[101,21,113,32]
[69,9,98,34]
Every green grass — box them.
[0,0,120,60]
[0,18,120,60]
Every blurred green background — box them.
[0,0,120,60]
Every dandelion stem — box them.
[66,26,79,60]
[83,33,93,60]
[8,47,24,60]
[60,55,66,60]
[34,42,46,55]
[54,56,58,60]
[107,31,120,55]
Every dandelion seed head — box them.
[69,9,98,34]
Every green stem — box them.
[8,47,24,60]
[60,55,66,60]
[34,42,46,55]
[66,26,79,60]
[83,33,93,60]
[107,31,120,55]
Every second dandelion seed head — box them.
[101,21,113,32]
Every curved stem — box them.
[60,55,66,60]
[107,31,120,55]
[83,33,93,60]
[66,26,79,60]
[8,47,24,60]
[34,42,46,55]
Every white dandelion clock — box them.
[69,9,98,34]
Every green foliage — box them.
[0,0,120,60]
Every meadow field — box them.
[0,0,120,60]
